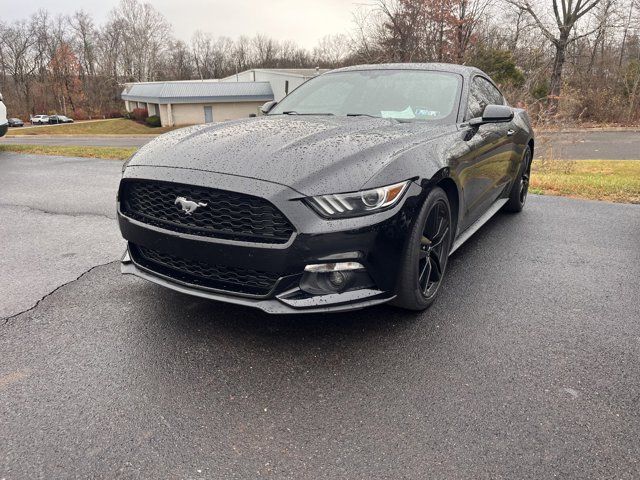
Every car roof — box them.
[327,63,485,78]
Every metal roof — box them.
[121,81,274,104]
[221,68,329,81]
[329,63,484,77]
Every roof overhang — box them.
[122,94,274,104]
[121,80,274,105]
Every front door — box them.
[459,76,516,230]
[204,106,213,123]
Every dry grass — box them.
[0,144,136,160]
[8,118,177,136]
[530,159,640,204]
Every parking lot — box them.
[1,152,640,478]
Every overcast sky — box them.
[4,0,363,49]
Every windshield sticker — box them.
[380,106,416,119]
[414,108,440,118]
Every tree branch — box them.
[506,0,559,44]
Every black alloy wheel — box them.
[393,187,452,311]
[418,199,451,300]
[519,148,531,204]
[503,145,532,213]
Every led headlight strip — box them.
[307,180,411,218]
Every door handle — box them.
[507,129,515,136]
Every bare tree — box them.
[161,40,193,80]
[506,0,607,111]
[0,20,38,113]
[252,34,279,67]
[313,34,351,66]
[452,0,494,62]
[69,10,97,77]
[110,0,171,81]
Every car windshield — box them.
[271,69,462,121]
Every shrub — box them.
[531,81,550,100]
[131,108,148,122]
[73,109,89,120]
[108,110,124,119]
[145,115,161,127]
[468,47,525,87]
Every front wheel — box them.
[392,187,452,311]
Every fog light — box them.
[329,271,346,287]
[300,262,374,295]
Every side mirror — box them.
[0,92,3,102]
[260,100,277,115]
[468,104,514,127]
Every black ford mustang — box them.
[118,63,534,314]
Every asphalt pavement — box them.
[1,153,640,479]
[536,130,640,160]
[4,129,640,159]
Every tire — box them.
[503,145,532,213]
[392,187,452,311]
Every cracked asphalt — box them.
[1,153,640,479]
[0,153,124,319]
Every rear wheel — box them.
[393,187,452,311]
[503,145,532,213]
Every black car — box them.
[8,118,24,127]
[118,63,534,314]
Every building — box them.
[221,68,329,101]
[121,80,274,127]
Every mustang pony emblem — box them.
[175,196,207,215]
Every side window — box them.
[467,77,504,119]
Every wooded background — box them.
[1,0,639,124]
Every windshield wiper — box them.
[282,111,334,116]
[346,113,380,118]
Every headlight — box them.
[305,180,411,218]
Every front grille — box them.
[120,180,295,244]
[131,244,280,297]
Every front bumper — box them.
[118,166,423,314]
[122,249,394,314]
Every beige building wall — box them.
[171,104,206,126]
[169,102,263,126]
[212,102,262,122]
[159,104,170,126]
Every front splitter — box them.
[121,250,394,315]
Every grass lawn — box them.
[0,144,136,160]
[530,159,640,204]
[8,118,177,136]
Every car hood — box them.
[129,116,454,196]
